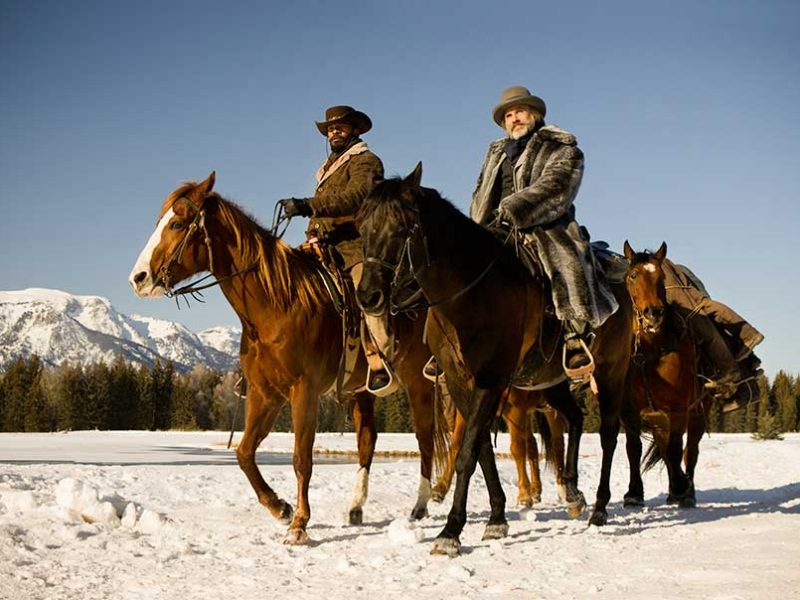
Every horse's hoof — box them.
[588,509,608,527]
[431,490,446,504]
[679,496,696,509]
[348,507,363,526]
[517,497,534,509]
[430,537,461,557]
[623,495,645,508]
[410,506,429,521]
[482,521,509,540]
[278,501,294,525]
[566,494,586,519]
[666,493,679,505]
[283,527,309,545]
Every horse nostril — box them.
[366,289,384,309]
[133,271,148,285]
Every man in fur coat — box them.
[279,105,393,392]
[470,86,618,379]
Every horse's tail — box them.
[642,437,662,473]
[432,380,452,485]
[535,411,556,474]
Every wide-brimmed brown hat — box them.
[492,86,547,127]
[315,105,372,136]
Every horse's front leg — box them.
[589,392,621,526]
[285,382,320,545]
[432,408,464,503]
[620,399,645,507]
[348,391,376,525]
[432,386,503,557]
[236,385,293,524]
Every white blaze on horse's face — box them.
[128,208,175,298]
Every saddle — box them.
[301,239,360,338]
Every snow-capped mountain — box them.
[0,289,241,372]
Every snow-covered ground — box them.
[1,431,798,599]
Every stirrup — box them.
[422,356,444,383]
[562,337,595,383]
[366,361,400,397]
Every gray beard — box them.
[509,122,536,140]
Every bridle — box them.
[158,196,256,304]
[361,201,503,316]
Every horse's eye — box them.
[628,271,637,280]
[171,221,185,230]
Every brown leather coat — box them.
[306,141,383,269]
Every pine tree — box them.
[2,356,44,432]
[772,371,797,433]
[23,360,48,432]
[150,360,175,430]
[108,357,139,430]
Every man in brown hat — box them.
[278,105,393,392]
[470,85,618,381]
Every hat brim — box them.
[492,96,546,127]
[315,111,372,136]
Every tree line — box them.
[1,355,798,436]
[0,355,413,434]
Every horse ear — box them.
[655,241,667,262]
[623,240,635,261]
[198,171,216,197]
[405,162,423,189]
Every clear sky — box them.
[1,0,798,377]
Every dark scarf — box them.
[328,135,363,160]
[502,121,544,164]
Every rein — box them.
[159,196,257,305]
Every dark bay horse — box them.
[356,165,633,555]
[432,386,574,510]
[128,172,447,543]
[623,241,711,507]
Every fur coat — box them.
[469,124,617,328]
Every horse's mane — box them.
[359,177,505,266]
[168,185,328,313]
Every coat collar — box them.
[316,141,370,188]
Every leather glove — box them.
[278,197,313,218]
[497,195,529,228]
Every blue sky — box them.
[1,0,798,377]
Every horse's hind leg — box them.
[478,428,509,540]
[543,382,586,517]
[404,376,439,520]
[505,402,538,507]
[236,386,293,524]
[348,391,376,525]
[665,426,693,508]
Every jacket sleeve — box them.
[500,143,584,228]
[308,153,384,217]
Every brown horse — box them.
[356,165,633,555]
[622,241,707,507]
[432,386,571,509]
[128,172,447,543]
